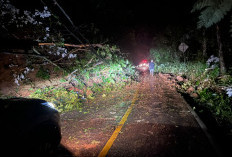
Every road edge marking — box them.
[98,89,139,157]
[185,101,223,157]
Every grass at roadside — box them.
[150,47,232,133]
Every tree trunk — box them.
[216,25,226,75]
[202,29,207,59]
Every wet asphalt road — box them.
[106,74,220,157]
[49,73,223,157]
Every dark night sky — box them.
[59,0,196,30]
[11,0,196,30]
[10,0,197,64]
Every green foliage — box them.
[30,87,83,112]
[60,78,67,82]
[217,75,232,86]
[182,81,192,91]
[150,46,232,125]
[192,0,232,29]
[150,46,206,80]
[149,47,180,65]
[155,61,206,79]
[25,44,138,113]
[67,45,138,95]
[208,67,220,79]
[54,66,60,72]
[197,88,232,123]
[36,66,50,80]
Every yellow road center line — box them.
[98,89,139,157]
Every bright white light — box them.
[41,102,56,109]
[47,102,55,108]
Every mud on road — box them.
[57,73,220,157]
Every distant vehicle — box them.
[0,98,61,156]
[136,59,149,72]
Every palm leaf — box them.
[191,0,217,12]
[193,0,232,28]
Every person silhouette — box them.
[149,60,155,76]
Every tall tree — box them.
[192,0,232,74]
[202,29,207,60]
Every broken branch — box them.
[32,47,64,71]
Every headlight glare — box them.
[41,102,56,109]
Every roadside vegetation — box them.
[148,0,232,134]
[150,48,232,137]
[30,45,138,112]
[0,0,138,113]
[150,47,232,130]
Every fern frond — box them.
[220,0,232,13]
[191,0,217,12]
[194,0,232,28]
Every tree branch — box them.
[38,42,102,48]
[32,47,64,70]
[38,42,120,52]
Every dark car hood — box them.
[0,98,59,135]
